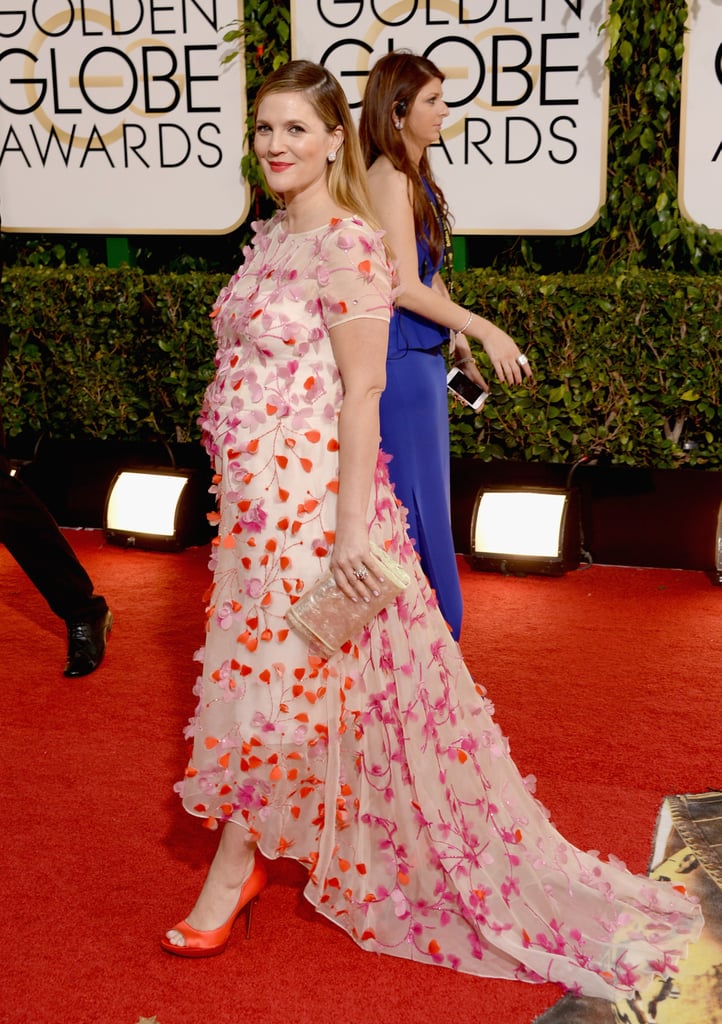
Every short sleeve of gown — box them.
[317,218,392,332]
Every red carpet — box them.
[1,533,719,1024]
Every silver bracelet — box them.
[454,356,475,368]
[457,310,473,334]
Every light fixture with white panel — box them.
[104,467,212,551]
[469,486,581,576]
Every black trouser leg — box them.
[0,468,107,623]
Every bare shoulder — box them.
[367,157,410,200]
[366,157,411,214]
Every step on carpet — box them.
[535,790,722,1024]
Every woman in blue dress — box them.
[360,51,533,639]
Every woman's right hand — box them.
[476,318,533,386]
[452,334,487,390]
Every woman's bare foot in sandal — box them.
[162,827,266,957]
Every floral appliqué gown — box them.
[177,212,702,1000]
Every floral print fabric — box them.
[177,213,702,999]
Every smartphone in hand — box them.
[447,368,489,410]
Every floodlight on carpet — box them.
[715,500,722,586]
[470,486,580,575]
[104,468,211,551]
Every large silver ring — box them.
[353,567,368,581]
[516,354,529,367]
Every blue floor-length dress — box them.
[379,223,463,639]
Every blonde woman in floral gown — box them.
[163,60,702,1002]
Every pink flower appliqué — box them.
[217,601,238,630]
[240,500,267,533]
[244,577,264,599]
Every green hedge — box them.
[456,269,722,467]
[2,267,721,469]
[1,267,225,444]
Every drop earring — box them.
[394,120,402,130]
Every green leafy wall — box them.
[3,266,720,470]
[454,269,722,467]
[1,268,225,444]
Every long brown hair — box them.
[359,51,450,264]
[254,60,379,230]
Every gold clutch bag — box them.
[285,542,410,658]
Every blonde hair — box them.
[255,60,380,230]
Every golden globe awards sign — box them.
[0,1,247,233]
[292,0,610,234]
[679,1,722,231]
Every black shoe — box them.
[64,610,113,677]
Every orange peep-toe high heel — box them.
[161,850,268,958]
